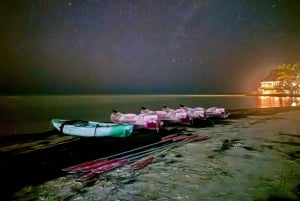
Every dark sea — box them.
[1,94,300,136]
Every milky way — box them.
[1,0,300,94]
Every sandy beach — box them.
[1,107,300,201]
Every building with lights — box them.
[257,69,300,96]
[257,69,281,95]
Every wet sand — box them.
[1,107,300,201]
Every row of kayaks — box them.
[51,104,230,138]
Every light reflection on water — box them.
[256,96,300,108]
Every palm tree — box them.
[276,63,300,96]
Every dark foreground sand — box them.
[1,107,300,201]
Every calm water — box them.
[1,94,300,135]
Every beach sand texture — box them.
[1,107,299,201]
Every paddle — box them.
[130,135,209,170]
[76,135,194,174]
[72,134,209,181]
[131,147,172,170]
[62,133,182,173]
[78,159,130,181]
[76,140,190,181]
[77,141,188,173]
[79,135,209,180]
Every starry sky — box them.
[1,0,300,95]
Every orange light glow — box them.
[257,96,300,108]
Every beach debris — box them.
[213,139,242,152]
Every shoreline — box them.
[246,94,300,97]
[1,106,300,138]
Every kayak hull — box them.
[51,119,134,138]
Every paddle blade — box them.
[68,159,112,173]
[92,159,129,173]
[161,134,179,141]
[187,135,209,142]
[62,158,105,172]
[171,135,189,142]
[79,159,111,173]
[131,156,155,170]
[77,171,98,181]
[76,159,129,181]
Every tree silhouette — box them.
[276,63,300,96]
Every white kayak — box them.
[51,119,134,138]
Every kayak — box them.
[51,119,134,138]
[205,107,231,119]
[110,113,163,131]
[155,110,191,125]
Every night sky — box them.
[1,0,300,95]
